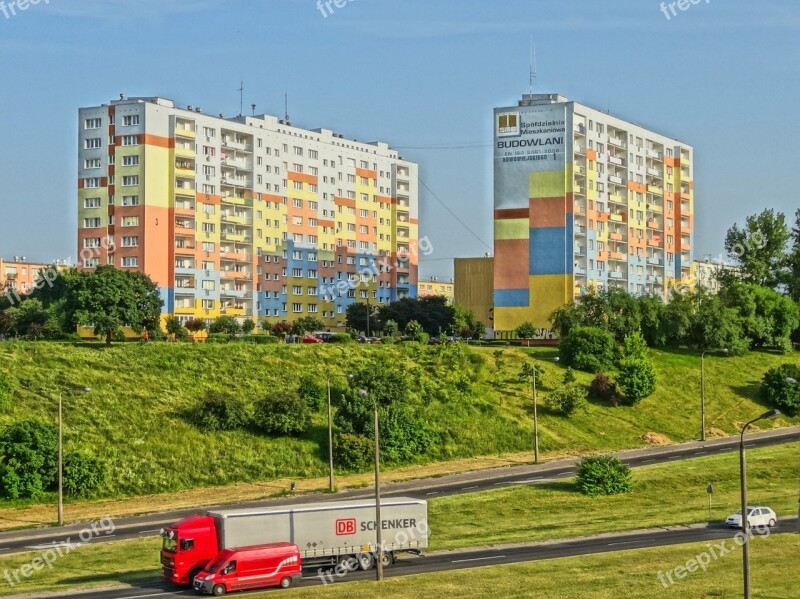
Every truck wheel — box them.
[212,584,227,596]
[357,552,375,571]
[280,576,293,588]
[380,551,393,567]
[338,555,358,572]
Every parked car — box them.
[725,506,777,529]
[368,337,383,344]
[193,542,302,595]
[302,336,323,344]
[312,332,335,343]
[428,337,440,345]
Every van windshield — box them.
[206,558,226,574]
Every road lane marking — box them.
[138,529,163,534]
[461,486,479,491]
[426,492,439,495]
[452,555,506,563]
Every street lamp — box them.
[527,356,559,464]
[57,385,91,526]
[739,409,780,599]
[700,348,728,441]
[325,372,353,493]
[358,388,384,581]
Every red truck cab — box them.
[193,543,302,595]
[161,515,218,585]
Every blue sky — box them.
[0,0,798,279]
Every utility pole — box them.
[57,394,63,527]
[327,380,335,493]
[374,404,383,581]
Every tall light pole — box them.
[528,356,558,464]
[788,378,799,527]
[359,388,383,581]
[739,409,780,599]
[700,348,727,441]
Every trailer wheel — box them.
[380,551,393,567]
[357,552,375,571]
[338,555,358,572]
[212,584,227,596]
[279,576,293,589]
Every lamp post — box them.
[739,409,780,599]
[359,388,383,581]
[528,356,558,464]
[700,348,727,441]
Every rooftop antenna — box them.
[251,103,256,116]
[529,35,537,96]
[238,81,244,117]
[284,92,291,126]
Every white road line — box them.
[695,451,708,455]
[452,555,506,563]
[642,459,656,463]
[461,486,479,491]
[607,540,640,546]
[426,491,439,495]
[138,529,163,534]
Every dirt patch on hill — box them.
[707,427,728,438]
[640,432,671,445]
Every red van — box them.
[192,543,302,595]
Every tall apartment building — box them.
[77,97,419,328]
[493,93,695,338]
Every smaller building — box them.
[417,277,454,303]
[1,257,70,305]
[692,259,740,294]
[454,257,494,336]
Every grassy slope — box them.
[430,442,799,550]
[0,443,796,597]
[0,342,796,509]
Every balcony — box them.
[175,219,195,230]
[610,271,626,280]
[220,269,252,280]
[610,232,624,241]
[221,231,251,243]
[647,167,662,177]
[574,145,586,155]
[175,143,195,157]
[647,257,662,266]
[575,247,586,256]
[608,155,625,166]
[609,193,625,204]
[175,241,196,254]
[608,136,627,149]
[647,219,662,230]
[574,165,586,176]
[221,213,253,226]
[221,177,252,188]
[610,213,627,223]
[574,185,585,195]
[220,287,249,299]
[647,274,663,284]
[221,139,253,152]
[610,252,626,262]
[575,225,586,236]
[574,123,586,134]
[221,250,250,262]
[647,185,664,195]
[608,175,624,185]
[647,148,663,160]
[647,238,662,247]
[574,266,587,276]
[175,126,196,139]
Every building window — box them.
[121,135,139,146]
[84,158,101,169]
[85,138,102,149]
[84,197,101,209]
[121,256,139,268]
[292,303,303,313]
[85,118,102,129]
[122,155,139,166]
[122,195,139,206]
[121,236,139,247]
[83,217,101,228]
[122,216,139,227]
[122,115,140,126]
[122,175,139,186]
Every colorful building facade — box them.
[493,94,695,337]
[417,278,454,302]
[453,257,494,336]
[77,97,419,328]
[1,258,70,305]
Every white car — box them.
[726,506,777,529]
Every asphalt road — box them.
[0,427,796,559]
[27,518,799,599]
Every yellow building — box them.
[417,277,454,303]
[454,257,494,335]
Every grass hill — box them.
[0,341,796,506]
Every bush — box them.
[562,367,576,384]
[330,333,355,344]
[209,316,241,337]
[241,320,256,335]
[254,391,311,436]
[0,373,13,412]
[544,384,589,416]
[185,318,206,333]
[63,453,107,497]
[576,455,632,497]
[515,321,537,340]
[589,373,622,406]
[165,316,188,341]
[0,419,57,499]
[333,433,372,471]
[193,391,251,432]
[206,332,232,344]
[761,364,800,416]
[298,376,327,412]
[241,335,279,344]
[617,357,657,405]
[559,326,616,372]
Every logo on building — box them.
[497,112,520,137]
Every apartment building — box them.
[693,259,740,294]
[417,277,454,302]
[1,257,69,304]
[493,93,695,338]
[77,96,419,327]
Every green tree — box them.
[688,294,748,354]
[185,318,206,333]
[383,319,399,337]
[720,282,799,352]
[241,319,256,335]
[378,296,455,336]
[291,316,325,336]
[544,384,588,416]
[6,298,48,337]
[515,321,538,340]
[404,319,426,342]
[165,316,188,341]
[209,316,241,337]
[550,288,641,344]
[616,332,656,405]
[0,419,58,499]
[345,302,381,335]
[63,453,107,497]
[724,209,790,290]
[787,209,800,302]
[192,391,252,432]
[761,364,800,416]
[576,455,632,497]
[271,321,293,338]
[63,267,162,345]
[558,326,616,372]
